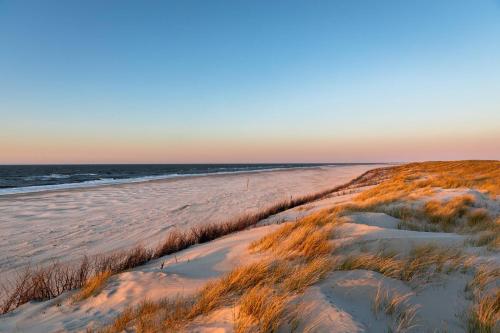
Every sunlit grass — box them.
[466,291,500,333]
[339,244,469,283]
[423,195,475,227]
[72,270,111,302]
[354,160,500,204]
[250,209,342,260]
[98,255,334,332]
[235,285,287,333]
[372,284,419,333]
[99,207,342,332]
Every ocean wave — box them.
[23,173,98,181]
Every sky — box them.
[1,0,499,164]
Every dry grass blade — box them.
[338,245,467,283]
[235,286,287,333]
[467,290,500,333]
[283,256,334,292]
[371,284,419,333]
[423,195,475,228]
[72,270,112,302]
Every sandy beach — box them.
[1,161,498,332]
[2,2,498,331]
[0,164,380,278]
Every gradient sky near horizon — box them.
[1,0,499,164]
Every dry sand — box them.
[0,164,379,278]
[1,187,486,333]
[0,224,281,332]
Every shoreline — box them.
[0,163,387,198]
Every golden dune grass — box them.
[471,231,500,250]
[467,290,500,333]
[466,265,500,295]
[235,285,287,333]
[72,270,111,303]
[354,161,500,205]
[372,284,410,316]
[466,216,499,251]
[423,195,475,227]
[99,297,194,333]
[467,208,491,227]
[336,161,499,237]
[339,252,403,279]
[250,210,340,260]
[283,256,334,293]
[99,206,342,332]
[372,284,419,332]
[339,244,468,283]
[192,260,288,317]
[103,306,134,333]
[99,256,333,332]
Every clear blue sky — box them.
[1,0,499,163]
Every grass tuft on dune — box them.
[72,270,112,303]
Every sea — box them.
[0,163,373,195]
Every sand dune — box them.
[0,165,378,278]
[1,162,498,332]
